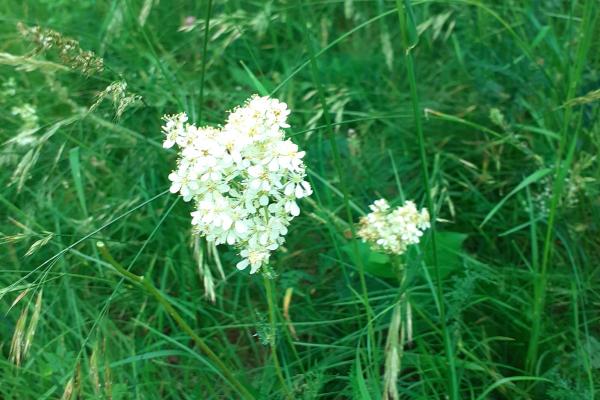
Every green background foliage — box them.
[1,0,598,398]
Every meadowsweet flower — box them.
[162,113,188,149]
[358,199,430,255]
[162,95,312,274]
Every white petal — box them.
[169,182,181,193]
[259,233,268,245]
[221,215,233,230]
[290,202,300,216]
[236,259,249,270]
[180,185,191,198]
[250,179,261,190]
[227,232,237,245]
[248,165,262,177]
[284,183,294,196]
[268,159,280,172]
[235,220,248,234]
[249,263,261,274]
[301,181,312,193]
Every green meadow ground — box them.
[1,0,599,399]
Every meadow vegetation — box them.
[1,0,598,398]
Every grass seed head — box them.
[17,22,103,75]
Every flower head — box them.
[162,95,312,274]
[358,199,430,255]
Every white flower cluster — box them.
[358,199,430,255]
[162,95,312,274]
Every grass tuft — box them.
[1,1,598,398]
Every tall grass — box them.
[1,1,598,399]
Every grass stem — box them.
[197,0,213,124]
[263,276,294,399]
[395,1,459,398]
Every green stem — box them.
[263,276,293,399]
[394,1,459,399]
[197,0,213,124]
[97,242,256,400]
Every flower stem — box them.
[97,242,256,400]
[263,275,294,399]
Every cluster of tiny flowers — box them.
[162,95,312,274]
[358,199,430,255]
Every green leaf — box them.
[367,247,390,264]
[342,241,396,279]
[343,231,467,280]
[421,231,468,278]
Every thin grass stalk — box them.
[197,0,213,124]
[394,1,459,398]
[571,281,594,397]
[97,242,256,400]
[298,0,380,374]
[526,0,596,374]
[263,276,294,399]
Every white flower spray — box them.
[162,95,312,274]
[357,199,430,255]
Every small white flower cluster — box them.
[162,95,312,274]
[358,199,430,255]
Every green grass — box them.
[1,0,599,399]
